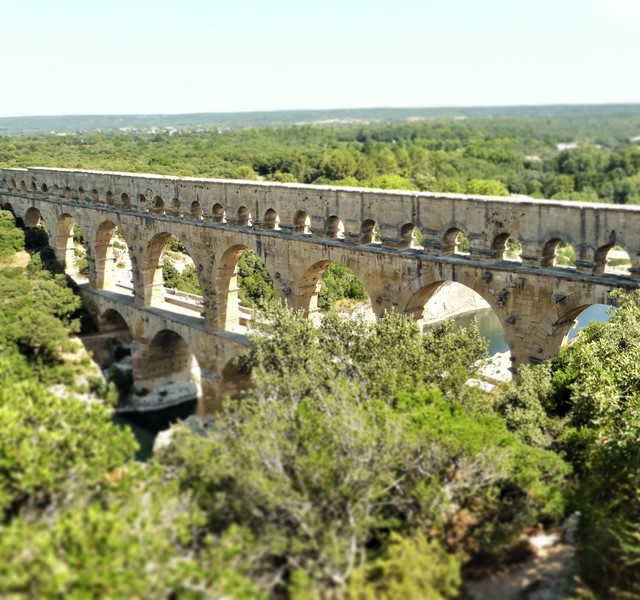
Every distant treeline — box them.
[2,107,640,203]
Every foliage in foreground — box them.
[159,305,568,596]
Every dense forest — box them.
[1,210,640,596]
[2,107,640,597]
[2,106,640,204]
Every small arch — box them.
[170,198,181,217]
[137,194,147,211]
[152,196,165,215]
[236,206,252,227]
[263,208,280,230]
[41,183,48,194]
[64,186,72,199]
[293,210,311,235]
[19,180,27,192]
[11,179,17,190]
[91,189,99,205]
[190,201,203,220]
[360,219,380,244]
[106,191,115,207]
[542,239,576,269]
[30,182,37,194]
[400,223,422,249]
[52,185,60,197]
[212,203,226,223]
[0,178,7,190]
[120,193,131,210]
[24,206,44,228]
[78,187,86,202]
[325,215,345,239]
[593,244,632,276]
[442,228,470,255]
[493,233,523,262]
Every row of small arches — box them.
[1,178,634,273]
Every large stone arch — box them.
[135,328,201,397]
[141,231,204,309]
[23,206,44,229]
[399,269,515,367]
[54,212,90,273]
[215,243,279,331]
[532,288,614,362]
[93,220,134,292]
[291,257,378,320]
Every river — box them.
[453,304,614,357]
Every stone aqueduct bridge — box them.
[2,166,639,412]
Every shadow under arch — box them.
[94,220,133,292]
[216,244,276,332]
[24,206,44,228]
[293,259,374,322]
[137,329,202,400]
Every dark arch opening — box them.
[190,201,203,220]
[263,208,280,230]
[91,189,99,204]
[212,203,226,223]
[325,215,345,239]
[139,329,201,401]
[152,195,165,215]
[106,191,115,207]
[360,219,380,244]
[2,202,16,216]
[294,210,311,235]
[400,223,422,249]
[236,206,252,227]
[119,193,131,210]
[170,198,181,217]
[41,183,48,194]
[137,194,147,211]
[94,221,133,292]
[217,245,276,332]
[24,206,44,229]
[64,186,72,200]
[19,180,27,192]
[295,259,373,322]
[78,187,86,202]
[30,182,37,194]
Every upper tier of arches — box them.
[1,168,639,279]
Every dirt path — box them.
[466,537,576,599]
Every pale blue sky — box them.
[2,0,639,117]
